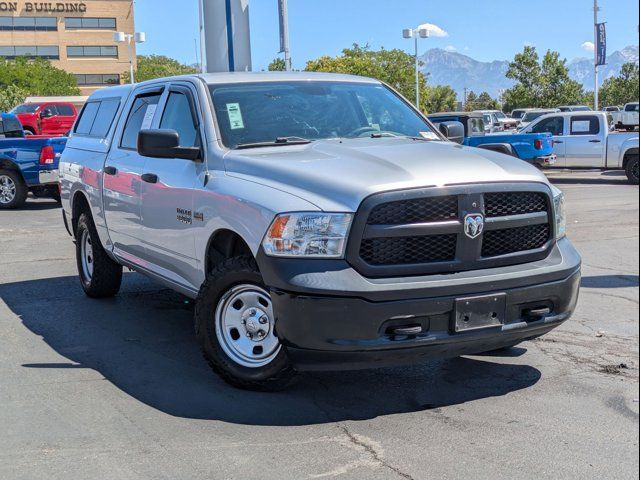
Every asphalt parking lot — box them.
[0,170,638,480]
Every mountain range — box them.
[420,45,639,99]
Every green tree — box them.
[502,46,588,110]
[0,85,29,112]
[475,91,500,110]
[268,57,286,71]
[426,84,458,113]
[0,57,80,97]
[464,91,478,111]
[600,63,639,108]
[124,55,198,83]
[305,44,430,111]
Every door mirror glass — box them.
[138,129,201,161]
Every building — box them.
[0,0,136,94]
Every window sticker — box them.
[140,104,157,130]
[571,120,591,133]
[226,103,245,130]
[420,131,439,140]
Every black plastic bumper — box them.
[259,239,581,371]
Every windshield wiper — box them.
[235,136,312,150]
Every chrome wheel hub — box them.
[0,175,16,204]
[215,284,281,368]
[80,230,94,280]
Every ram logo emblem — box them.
[464,214,485,239]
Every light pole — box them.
[403,27,429,109]
[593,0,599,110]
[114,31,146,84]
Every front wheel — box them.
[625,155,639,184]
[195,256,296,391]
[75,213,123,298]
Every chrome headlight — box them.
[262,213,353,258]
[551,186,566,239]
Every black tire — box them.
[194,256,296,391]
[75,213,123,298]
[625,155,639,184]
[0,169,28,209]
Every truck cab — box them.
[11,102,78,137]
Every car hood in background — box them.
[223,138,550,212]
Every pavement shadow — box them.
[1,274,542,426]
[581,275,639,289]
[547,174,631,186]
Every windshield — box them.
[521,111,553,123]
[625,103,639,112]
[494,111,506,119]
[511,110,525,119]
[209,81,437,149]
[10,104,39,114]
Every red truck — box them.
[10,102,78,137]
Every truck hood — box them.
[223,138,550,211]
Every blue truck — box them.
[0,112,67,209]
[428,111,556,166]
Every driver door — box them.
[529,115,566,165]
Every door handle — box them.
[141,173,159,184]
[554,140,564,144]
[589,139,601,143]
[103,166,117,175]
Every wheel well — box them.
[623,148,638,169]
[0,159,24,180]
[71,191,91,236]
[206,229,253,273]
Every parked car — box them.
[603,106,621,112]
[60,73,581,390]
[10,102,78,136]
[428,111,556,166]
[520,111,639,183]
[518,109,561,130]
[0,113,67,208]
[510,108,533,121]
[487,110,519,130]
[479,111,504,133]
[610,102,639,131]
[557,106,592,112]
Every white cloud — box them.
[444,45,457,52]
[581,41,595,52]
[416,23,449,38]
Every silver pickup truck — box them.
[521,111,639,183]
[60,72,581,390]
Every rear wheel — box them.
[0,169,27,209]
[195,256,296,391]
[75,213,123,298]
[625,155,639,184]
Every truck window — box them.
[0,116,24,138]
[531,116,564,136]
[74,102,101,135]
[159,91,199,147]
[90,99,120,138]
[57,105,75,116]
[120,92,162,150]
[625,103,639,112]
[570,116,600,135]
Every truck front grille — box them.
[347,184,555,277]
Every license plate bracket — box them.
[454,293,507,333]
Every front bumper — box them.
[259,238,581,371]
[38,169,59,185]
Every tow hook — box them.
[523,306,551,321]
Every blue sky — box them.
[135,0,639,69]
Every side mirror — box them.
[138,129,201,161]
[438,121,465,144]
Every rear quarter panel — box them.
[606,133,639,168]
[467,132,553,160]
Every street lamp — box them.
[114,31,146,84]
[403,27,429,109]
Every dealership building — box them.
[0,1,136,94]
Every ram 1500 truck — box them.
[11,102,78,137]
[520,111,639,183]
[428,111,556,166]
[59,73,581,390]
[0,113,66,209]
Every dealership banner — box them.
[596,22,607,66]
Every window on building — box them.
[0,16,57,31]
[74,74,121,86]
[65,17,116,30]
[0,45,59,60]
[67,46,118,58]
